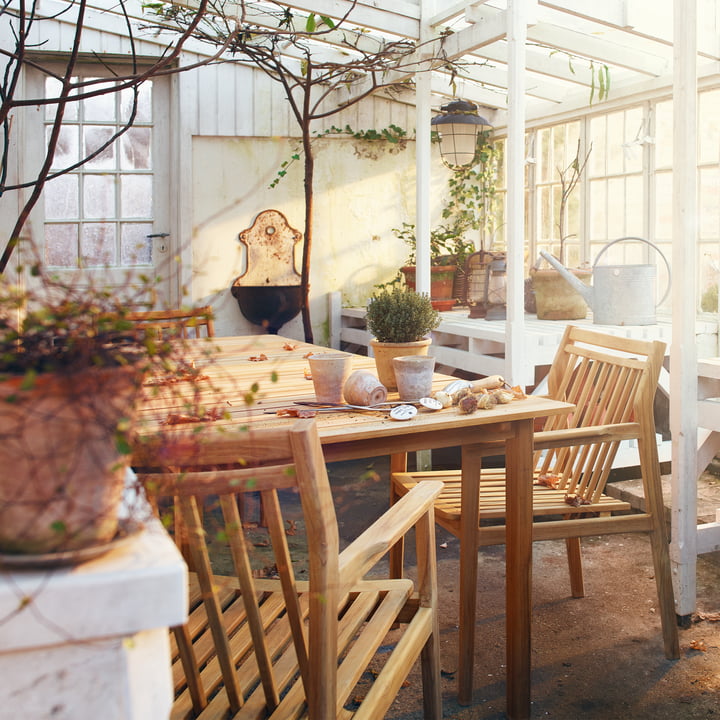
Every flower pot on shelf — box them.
[400,265,457,303]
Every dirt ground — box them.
[324,455,720,720]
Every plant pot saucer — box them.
[0,518,144,570]
[431,299,456,311]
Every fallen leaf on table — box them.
[304,368,312,379]
[277,408,317,418]
[162,408,223,425]
[689,639,707,652]
[249,353,268,362]
[283,342,298,351]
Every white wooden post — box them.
[414,1,432,298]
[505,0,534,388]
[670,0,698,618]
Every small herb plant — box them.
[365,287,440,343]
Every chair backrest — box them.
[537,325,665,502]
[126,306,215,339]
[137,419,341,717]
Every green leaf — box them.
[306,14,316,32]
[320,15,335,29]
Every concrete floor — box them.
[327,455,720,720]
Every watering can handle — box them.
[593,236,672,307]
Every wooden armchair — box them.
[126,306,215,339]
[137,419,443,720]
[392,325,680,660]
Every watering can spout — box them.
[539,251,595,308]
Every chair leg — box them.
[647,525,681,658]
[565,537,585,598]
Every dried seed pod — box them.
[492,389,515,404]
[432,391,453,408]
[476,392,497,410]
[457,393,478,414]
[452,386,472,405]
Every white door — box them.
[23,63,175,308]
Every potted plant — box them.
[529,140,593,320]
[395,222,475,309]
[0,272,198,559]
[365,287,440,391]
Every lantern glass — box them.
[484,258,507,320]
[437,122,481,169]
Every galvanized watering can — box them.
[540,236,671,326]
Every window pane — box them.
[83,79,116,121]
[84,126,116,169]
[589,116,606,177]
[624,107,644,173]
[589,178,607,240]
[607,112,624,175]
[45,224,78,266]
[607,177,625,237]
[121,128,152,170]
[654,101,673,168]
[45,174,79,220]
[81,223,116,266]
[625,174,644,235]
[121,175,152,218]
[121,223,153,265]
[699,89,720,164]
[45,77,78,122]
[655,172,673,240]
[50,125,80,170]
[84,174,116,219]
[121,83,152,123]
[699,167,720,237]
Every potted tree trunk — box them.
[530,140,593,320]
[365,287,440,391]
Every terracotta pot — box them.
[308,352,352,403]
[0,365,142,555]
[370,337,431,392]
[530,267,592,320]
[393,355,436,401]
[401,265,457,300]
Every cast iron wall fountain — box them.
[231,209,303,334]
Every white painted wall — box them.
[188,134,448,343]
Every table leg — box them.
[458,443,483,705]
[505,418,534,720]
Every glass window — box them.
[43,74,154,268]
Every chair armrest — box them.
[534,422,641,450]
[338,480,443,588]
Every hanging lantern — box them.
[431,99,492,170]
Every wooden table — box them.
[135,334,571,719]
